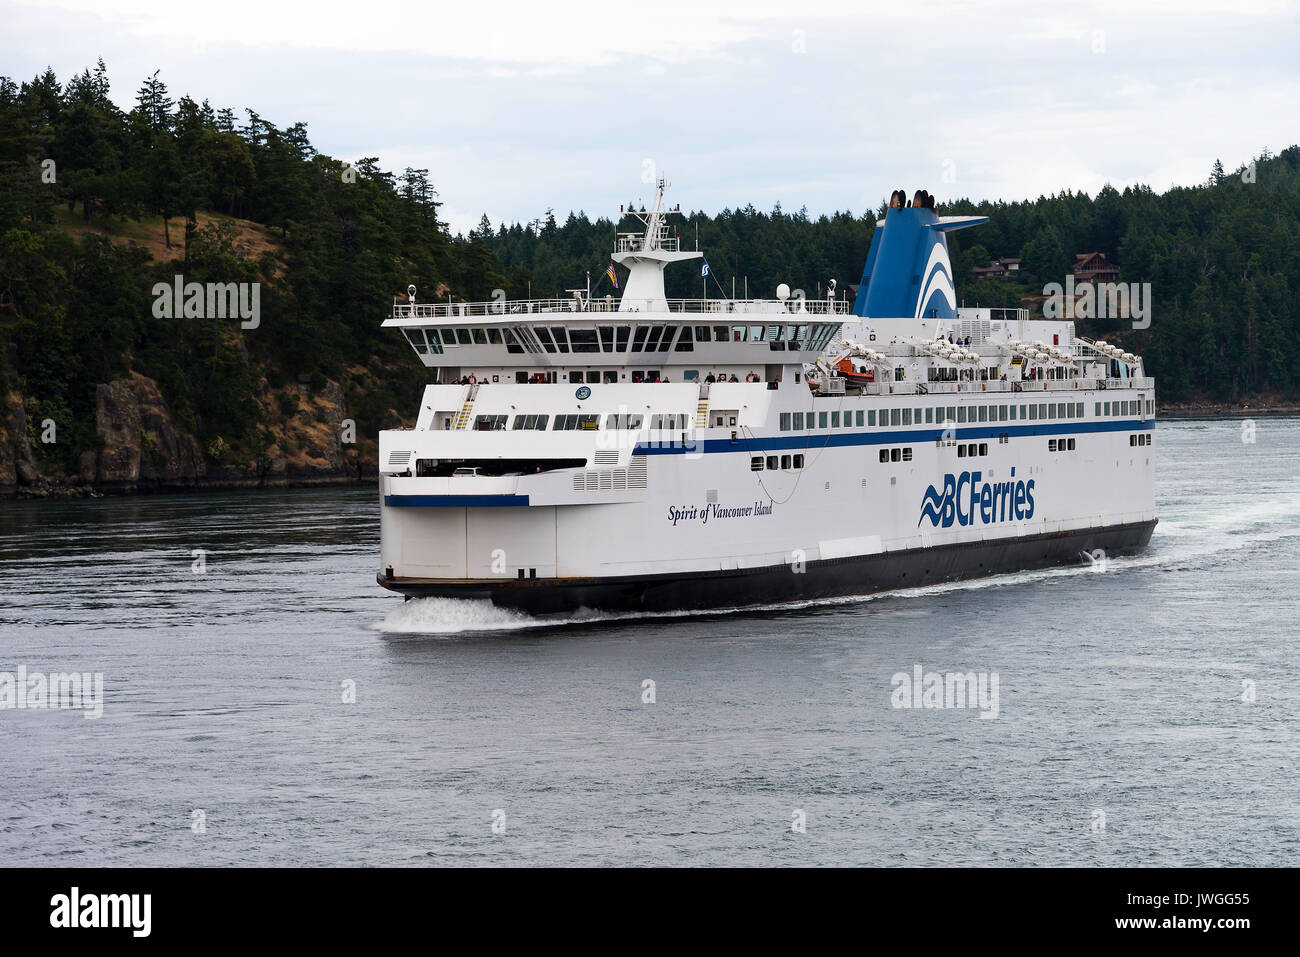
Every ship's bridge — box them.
[383,297,850,381]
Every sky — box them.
[3,0,1297,234]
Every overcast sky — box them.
[4,0,1297,234]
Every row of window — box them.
[751,454,807,471]
[406,323,841,356]
[955,443,990,458]
[494,412,693,432]
[1048,438,1078,452]
[1129,434,1152,446]
[776,398,1152,432]
[1099,400,1152,416]
[879,447,914,463]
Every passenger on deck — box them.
[705,373,716,383]
[728,374,739,382]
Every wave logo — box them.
[919,471,1035,528]
[914,243,957,318]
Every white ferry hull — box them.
[375,182,1158,616]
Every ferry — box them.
[376,182,1156,613]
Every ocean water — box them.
[0,416,1296,866]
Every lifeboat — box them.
[837,357,875,386]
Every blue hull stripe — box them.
[635,418,1154,456]
[385,494,531,508]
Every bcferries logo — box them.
[919,471,1035,528]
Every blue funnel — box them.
[852,207,988,319]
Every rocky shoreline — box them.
[2,371,380,501]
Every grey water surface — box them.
[1,417,1296,866]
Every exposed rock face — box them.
[0,391,39,492]
[94,373,206,489]
[2,370,368,497]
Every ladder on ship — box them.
[695,384,710,428]
[453,383,480,430]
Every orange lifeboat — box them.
[837,357,874,386]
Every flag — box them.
[701,260,710,278]
[605,263,617,288]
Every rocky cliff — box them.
[1,371,375,498]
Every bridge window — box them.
[534,327,556,352]
[503,328,524,354]
[749,325,765,342]
[616,327,630,350]
[512,414,549,430]
[472,328,487,345]
[675,326,694,351]
[631,326,650,351]
[731,325,747,342]
[598,326,614,351]
[404,330,428,354]
[549,327,570,352]
[694,325,710,342]
[487,328,501,344]
[712,325,729,342]
[658,326,677,351]
[570,328,599,353]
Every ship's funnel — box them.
[852,204,988,319]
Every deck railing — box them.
[393,298,855,320]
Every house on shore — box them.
[971,257,1022,279]
[1072,252,1119,282]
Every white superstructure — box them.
[376,183,1156,612]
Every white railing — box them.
[392,298,855,320]
[824,377,1151,397]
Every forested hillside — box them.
[1,61,1295,495]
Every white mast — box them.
[612,178,702,312]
